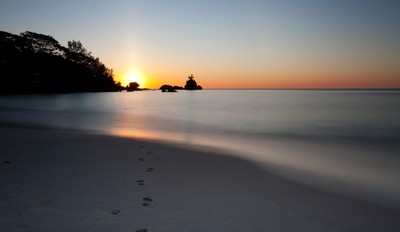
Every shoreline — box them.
[1,126,400,231]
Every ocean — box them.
[1,90,400,207]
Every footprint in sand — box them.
[136,180,145,186]
[142,202,150,207]
[111,210,121,215]
[136,229,148,232]
[142,197,153,207]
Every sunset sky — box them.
[1,0,399,88]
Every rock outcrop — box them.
[184,74,203,90]
[160,74,203,92]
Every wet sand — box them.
[0,126,399,231]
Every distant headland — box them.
[0,30,124,94]
[159,74,203,92]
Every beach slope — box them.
[0,126,399,231]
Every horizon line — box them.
[197,88,400,91]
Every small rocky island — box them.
[184,74,203,90]
[160,74,203,92]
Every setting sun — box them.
[122,69,146,87]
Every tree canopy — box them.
[0,30,123,94]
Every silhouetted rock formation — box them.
[159,74,203,92]
[0,30,123,94]
[127,82,140,92]
[159,85,177,92]
[184,74,203,90]
[173,86,184,90]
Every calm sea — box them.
[1,90,400,206]
[1,90,399,141]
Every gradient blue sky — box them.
[1,0,399,88]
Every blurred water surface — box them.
[1,90,399,140]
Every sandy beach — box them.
[1,126,399,232]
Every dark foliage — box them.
[0,30,123,94]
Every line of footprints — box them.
[111,145,158,232]
[137,146,156,207]
[136,145,158,232]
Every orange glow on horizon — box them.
[114,67,400,90]
[115,75,400,89]
[201,78,400,89]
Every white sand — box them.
[1,126,399,232]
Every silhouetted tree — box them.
[67,40,89,55]
[65,40,91,64]
[0,30,123,94]
[20,31,64,56]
